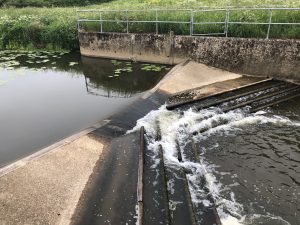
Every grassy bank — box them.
[0,8,78,50]
[0,0,111,7]
[0,0,299,51]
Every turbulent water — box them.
[130,98,300,225]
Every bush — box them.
[0,9,78,50]
[2,0,111,7]
[0,0,299,51]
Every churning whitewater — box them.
[129,105,299,225]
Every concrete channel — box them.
[0,59,299,225]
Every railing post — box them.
[190,10,193,36]
[224,9,228,37]
[77,11,80,31]
[225,9,230,37]
[156,9,158,34]
[100,11,103,33]
[126,10,129,34]
[266,9,272,39]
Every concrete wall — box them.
[79,32,300,80]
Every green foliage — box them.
[0,0,299,51]
[2,0,111,7]
[80,8,300,39]
[141,64,168,72]
[111,60,133,76]
[0,9,78,50]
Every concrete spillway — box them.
[0,60,299,225]
[134,78,300,225]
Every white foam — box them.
[130,105,295,225]
[221,215,244,225]
[241,214,291,225]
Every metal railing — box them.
[77,8,300,39]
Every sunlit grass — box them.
[0,0,299,50]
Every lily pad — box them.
[69,62,78,66]
[111,60,122,66]
[141,64,164,72]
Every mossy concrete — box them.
[79,32,300,81]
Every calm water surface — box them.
[0,50,168,167]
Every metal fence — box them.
[77,8,300,39]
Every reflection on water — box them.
[81,56,167,98]
[0,50,169,167]
[0,50,168,97]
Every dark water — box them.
[0,50,168,167]
[201,97,300,225]
[135,94,300,225]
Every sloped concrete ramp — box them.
[0,60,266,225]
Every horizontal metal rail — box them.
[77,8,300,13]
[77,7,300,38]
[78,19,191,24]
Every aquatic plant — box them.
[111,59,122,66]
[141,64,170,72]
[69,62,78,66]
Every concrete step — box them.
[71,132,141,225]
[166,78,278,110]
[165,165,197,225]
[168,79,300,117]
[143,144,170,225]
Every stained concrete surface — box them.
[79,32,300,80]
[167,76,266,106]
[157,61,242,94]
[0,135,104,225]
[70,63,265,225]
[0,60,261,225]
[71,133,140,225]
[71,91,168,225]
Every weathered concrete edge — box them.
[0,58,190,178]
[69,62,264,225]
[142,59,190,98]
[0,59,241,178]
[0,60,246,225]
[0,119,110,178]
[79,32,300,81]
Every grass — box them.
[0,0,111,7]
[0,0,299,51]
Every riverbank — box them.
[0,0,299,50]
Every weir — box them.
[74,8,300,225]
[133,79,300,225]
[0,7,299,225]
[77,8,300,80]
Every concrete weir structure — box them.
[0,58,264,225]
[0,32,299,224]
[79,32,300,81]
